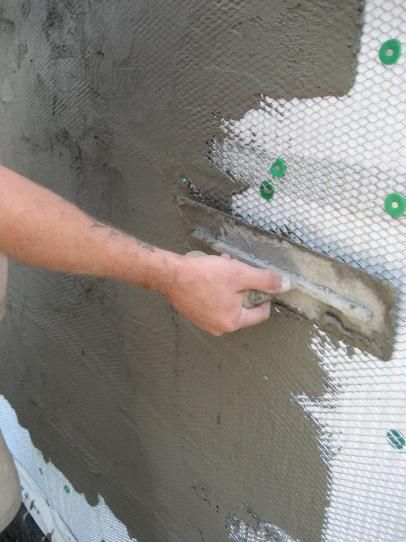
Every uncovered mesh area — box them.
[208,0,406,540]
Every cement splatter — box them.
[227,504,299,542]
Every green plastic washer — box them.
[379,39,402,65]
[384,192,405,218]
[259,180,275,201]
[387,429,405,450]
[269,158,286,178]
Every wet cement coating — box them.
[0,1,364,540]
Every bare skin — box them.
[0,166,290,335]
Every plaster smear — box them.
[227,505,298,542]
[212,0,406,539]
[0,1,366,541]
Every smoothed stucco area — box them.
[0,1,364,540]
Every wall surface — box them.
[0,1,381,542]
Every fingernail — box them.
[279,275,292,293]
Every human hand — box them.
[164,253,291,335]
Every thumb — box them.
[239,265,292,294]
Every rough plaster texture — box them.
[0,1,364,541]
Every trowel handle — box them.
[186,251,271,309]
[242,289,272,309]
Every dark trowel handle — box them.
[242,290,272,309]
[186,251,271,309]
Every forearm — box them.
[0,166,287,335]
[0,166,180,293]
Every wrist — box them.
[142,250,184,298]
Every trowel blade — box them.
[178,197,397,361]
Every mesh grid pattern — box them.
[209,0,406,540]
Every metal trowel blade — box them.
[178,197,397,361]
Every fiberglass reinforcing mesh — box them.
[210,0,405,540]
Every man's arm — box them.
[0,166,289,335]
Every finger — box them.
[238,265,291,294]
[237,302,271,329]
[221,253,231,259]
[209,329,223,337]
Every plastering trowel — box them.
[178,197,397,360]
